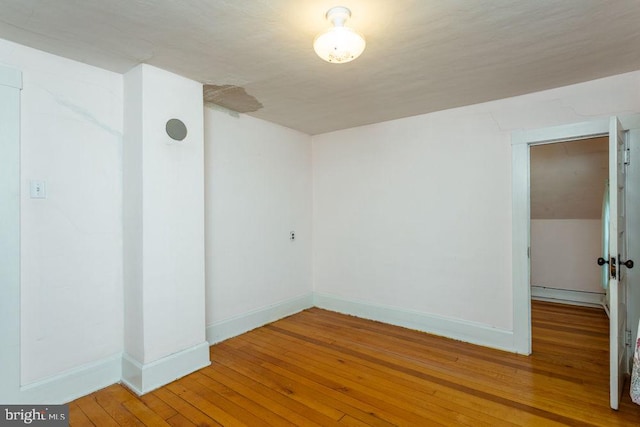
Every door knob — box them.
[621,259,634,269]
[597,257,609,266]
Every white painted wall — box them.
[204,107,313,330]
[123,64,207,368]
[0,39,124,385]
[122,64,208,394]
[0,62,23,404]
[123,65,144,364]
[531,219,603,293]
[313,110,513,331]
[140,65,206,362]
[313,71,640,342]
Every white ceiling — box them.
[530,137,608,220]
[1,1,640,134]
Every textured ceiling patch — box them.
[203,84,263,113]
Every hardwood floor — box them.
[70,301,640,426]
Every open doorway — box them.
[529,137,609,308]
[512,116,640,409]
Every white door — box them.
[609,116,630,410]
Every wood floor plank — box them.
[73,394,119,427]
[337,414,373,426]
[164,381,250,426]
[151,388,221,427]
[164,414,195,427]
[121,399,171,426]
[265,321,597,424]
[286,308,616,414]
[235,342,452,426]
[93,385,171,426]
[261,324,595,426]
[264,320,545,393]
[241,327,518,426]
[251,328,532,426]
[181,373,293,426]
[214,343,395,426]
[138,392,177,420]
[212,345,347,422]
[68,402,94,427]
[69,301,640,426]
[199,364,332,426]
[93,388,145,427]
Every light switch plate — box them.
[30,180,46,199]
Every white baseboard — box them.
[9,289,533,403]
[121,341,210,395]
[206,293,314,344]
[313,292,516,353]
[16,353,121,404]
[531,285,605,308]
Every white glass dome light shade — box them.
[313,6,366,64]
[313,27,366,63]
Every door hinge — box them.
[527,247,530,258]
[624,134,631,166]
[626,329,633,346]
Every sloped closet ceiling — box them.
[530,137,608,220]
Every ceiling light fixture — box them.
[313,6,366,64]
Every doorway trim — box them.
[0,64,22,403]
[511,115,640,355]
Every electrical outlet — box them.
[290,231,295,241]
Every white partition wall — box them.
[122,64,209,394]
